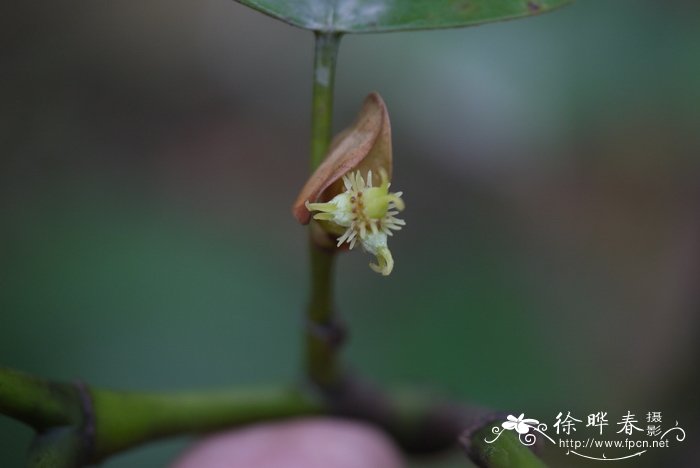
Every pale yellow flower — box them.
[307,169,405,275]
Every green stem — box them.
[27,427,84,468]
[89,385,323,461]
[0,367,82,431]
[309,32,341,171]
[0,368,325,464]
[307,243,339,386]
[306,32,343,389]
[468,425,548,468]
[1,370,455,461]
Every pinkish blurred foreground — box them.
[171,418,405,468]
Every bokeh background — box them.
[1,0,699,466]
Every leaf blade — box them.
[234,0,573,33]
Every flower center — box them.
[305,169,405,275]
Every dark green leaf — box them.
[234,0,572,33]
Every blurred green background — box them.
[1,0,699,466]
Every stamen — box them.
[337,227,352,246]
[388,195,405,211]
[355,172,365,190]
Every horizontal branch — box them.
[0,367,325,464]
[0,367,82,431]
[1,366,547,467]
[90,385,324,461]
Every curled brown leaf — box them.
[293,92,392,225]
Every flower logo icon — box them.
[502,414,540,435]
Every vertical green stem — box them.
[306,32,343,388]
[309,33,341,171]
